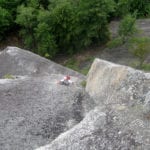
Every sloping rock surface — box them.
[1,47,150,150]
[38,58,150,150]
[0,47,94,150]
[86,59,150,105]
[0,74,94,150]
[0,47,84,78]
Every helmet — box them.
[66,75,70,80]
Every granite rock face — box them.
[86,58,150,106]
[38,58,150,150]
[82,58,150,150]
[1,48,150,150]
[37,106,143,150]
[0,47,84,78]
[0,47,94,150]
[0,75,94,150]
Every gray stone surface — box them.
[37,58,150,150]
[86,58,150,106]
[1,47,150,150]
[0,75,94,150]
[0,47,84,79]
[37,106,144,150]
[0,47,94,150]
[143,92,150,116]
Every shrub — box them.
[48,0,77,54]
[35,22,57,58]
[129,37,150,68]
[15,0,115,57]
[16,5,38,50]
[80,80,87,88]
[3,74,14,79]
[118,14,137,43]
[141,64,150,71]
[0,7,12,39]
[76,0,115,47]
[129,0,150,17]
[114,0,150,17]
[114,0,130,17]
[0,0,27,39]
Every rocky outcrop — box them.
[38,58,150,150]
[86,58,150,106]
[0,74,94,150]
[37,106,143,150]
[0,47,150,150]
[0,47,84,78]
[0,47,94,150]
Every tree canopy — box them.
[0,0,150,58]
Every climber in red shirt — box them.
[58,75,73,86]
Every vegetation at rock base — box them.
[106,13,150,71]
[64,55,94,75]
[107,13,137,48]
[14,0,115,57]
[129,37,150,68]
[80,80,87,88]
[0,0,150,59]
[118,14,137,43]
[3,74,14,79]
[106,37,123,48]
[113,0,150,18]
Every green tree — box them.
[129,0,150,17]
[76,0,115,47]
[16,5,38,50]
[35,22,57,58]
[15,0,115,57]
[0,7,12,39]
[48,0,77,54]
[0,0,28,40]
[114,0,130,17]
[114,0,150,17]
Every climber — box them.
[57,75,73,86]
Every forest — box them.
[0,0,150,58]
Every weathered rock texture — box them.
[86,59,150,106]
[0,75,94,150]
[0,48,150,150]
[38,58,150,150]
[0,47,94,150]
[0,47,84,78]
